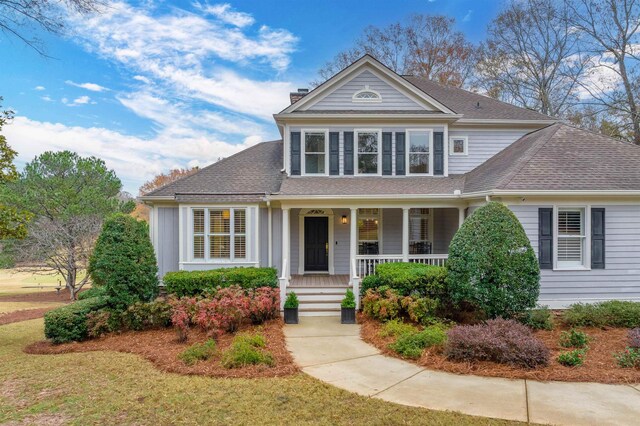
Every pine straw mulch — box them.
[0,308,58,325]
[359,313,640,385]
[25,319,299,379]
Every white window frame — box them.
[301,129,329,176]
[190,207,248,263]
[554,205,591,271]
[352,85,382,103]
[449,136,468,156]
[354,129,382,176]
[357,208,383,255]
[406,129,434,176]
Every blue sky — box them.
[0,0,501,193]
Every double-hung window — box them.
[556,208,586,268]
[408,130,432,174]
[192,208,246,261]
[409,208,432,255]
[357,208,380,255]
[303,131,327,174]
[355,130,380,174]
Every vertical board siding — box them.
[510,204,640,308]
[448,129,529,174]
[307,70,425,111]
[382,209,403,254]
[433,208,458,254]
[157,207,180,279]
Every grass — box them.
[0,269,87,296]
[0,319,523,425]
[0,302,64,314]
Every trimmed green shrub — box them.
[284,292,299,309]
[44,297,109,343]
[360,274,382,295]
[388,324,448,359]
[77,286,107,301]
[121,299,172,331]
[559,329,589,349]
[379,319,418,338]
[518,306,554,330]
[179,339,217,366]
[614,347,640,368]
[369,262,448,299]
[563,301,640,328]
[447,202,540,319]
[221,333,274,368]
[89,214,158,310]
[164,267,277,297]
[557,349,587,367]
[342,289,356,308]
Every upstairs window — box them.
[449,136,468,155]
[356,130,380,174]
[408,130,432,175]
[352,85,382,103]
[303,130,327,174]
[557,208,586,268]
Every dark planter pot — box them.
[284,307,299,324]
[341,307,356,324]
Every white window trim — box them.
[189,207,251,263]
[357,208,383,255]
[406,129,434,176]
[354,129,383,176]
[553,205,591,271]
[301,129,329,176]
[449,135,468,156]
[352,85,382,103]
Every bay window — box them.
[303,130,327,174]
[356,130,380,174]
[557,208,586,268]
[192,208,246,261]
[357,208,380,254]
[408,130,432,174]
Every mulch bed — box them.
[359,313,640,385]
[24,319,299,379]
[0,308,58,326]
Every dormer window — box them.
[352,85,382,103]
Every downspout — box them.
[267,200,273,267]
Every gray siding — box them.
[448,129,529,175]
[382,209,402,254]
[307,70,425,111]
[333,209,351,274]
[433,208,459,254]
[157,207,179,279]
[510,204,640,308]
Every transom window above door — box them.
[303,130,327,175]
[356,130,380,174]
[408,130,433,175]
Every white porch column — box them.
[402,207,410,262]
[350,208,357,274]
[458,207,465,229]
[279,207,290,309]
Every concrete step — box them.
[287,286,350,295]
[297,302,342,310]
[299,310,340,317]
[296,294,344,302]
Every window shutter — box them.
[591,208,605,269]
[344,131,354,175]
[433,131,444,175]
[329,132,339,175]
[538,208,553,269]
[382,132,392,175]
[395,132,405,176]
[290,132,301,176]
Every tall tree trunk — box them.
[618,59,640,144]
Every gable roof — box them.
[465,123,640,193]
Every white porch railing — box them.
[355,254,448,277]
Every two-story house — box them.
[141,55,640,315]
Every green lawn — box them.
[0,269,87,296]
[0,319,523,425]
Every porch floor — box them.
[290,274,350,287]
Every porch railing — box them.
[355,254,448,277]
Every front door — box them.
[304,216,329,272]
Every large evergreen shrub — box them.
[89,213,159,310]
[447,202,540,318]
[44,297,109,343]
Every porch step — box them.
[299,307,341,317]
[287,286,349,295]
[286,285,350,316]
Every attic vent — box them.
[352,85,382,103]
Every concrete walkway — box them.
[285,317,640,425]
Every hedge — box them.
[44,297,109,344]
[360,262,447,299]
[164,267,278,297]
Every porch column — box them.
[350,208,357,275]
[402,207,410,262]
[458,207,465,229]
[280,207,290,309]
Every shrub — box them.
[248,287,279,324]
[563,301,640,328]
[221,333,274,369]
[402,296,439,326]
[388,324,448,359]
[629,328,640,348]
[517,306,554,330]
[284,292,299,309]
[362,288,402,321]
[447,202,540,319]
[360,274,382,295]
[557,349,587,367]
[193,287,250,335]
[121,299,173,331]
[445,318,550,368]
[374,262,448,299]
[614,347,640,368]
[379,319,418,338]
[89,214,158,310]
[342,289,356,309]
[86,309,112,338]
[559,329,589,349]
[164,267,277,297]
[178,339,217,366]
[77,287,107,301]
[44,297,109,343]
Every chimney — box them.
[290,88,309,104]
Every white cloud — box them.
[41,96,53,102]
[195,3,255,27]
[66,80,109,92]
[34,86,46,91]
[62,96,94,106]
[462,10,473,22]
[133,75,151,84]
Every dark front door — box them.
[304,216,329,272]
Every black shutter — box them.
[538,208,553,269]
[290,132,301,176]
[382,132,392,175]
[433,131,444,175]
[591,208,605,269]
[343,131,354,175]
[395,132,405,176]
[329,132,339,175]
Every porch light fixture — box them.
[341,215,348,224]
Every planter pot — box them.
[341,307,356,324]
[284,307,299,324]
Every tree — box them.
[314,15,478,88]
[4,151,123,299]
[476,0,587,117]
[134,167,198,222]
[447,202,540,319]
[0,0,102,55]
[89,214,158,310]
[566,0,640,144]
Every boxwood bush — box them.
[361,262,447,299]
[563,301,640,328]
[44,297,109,343]
[447,202,540,319]
[164,267,277,297]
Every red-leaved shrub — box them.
[629,328,640,348]
[249,287,280,324]
[445,318,550,368]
